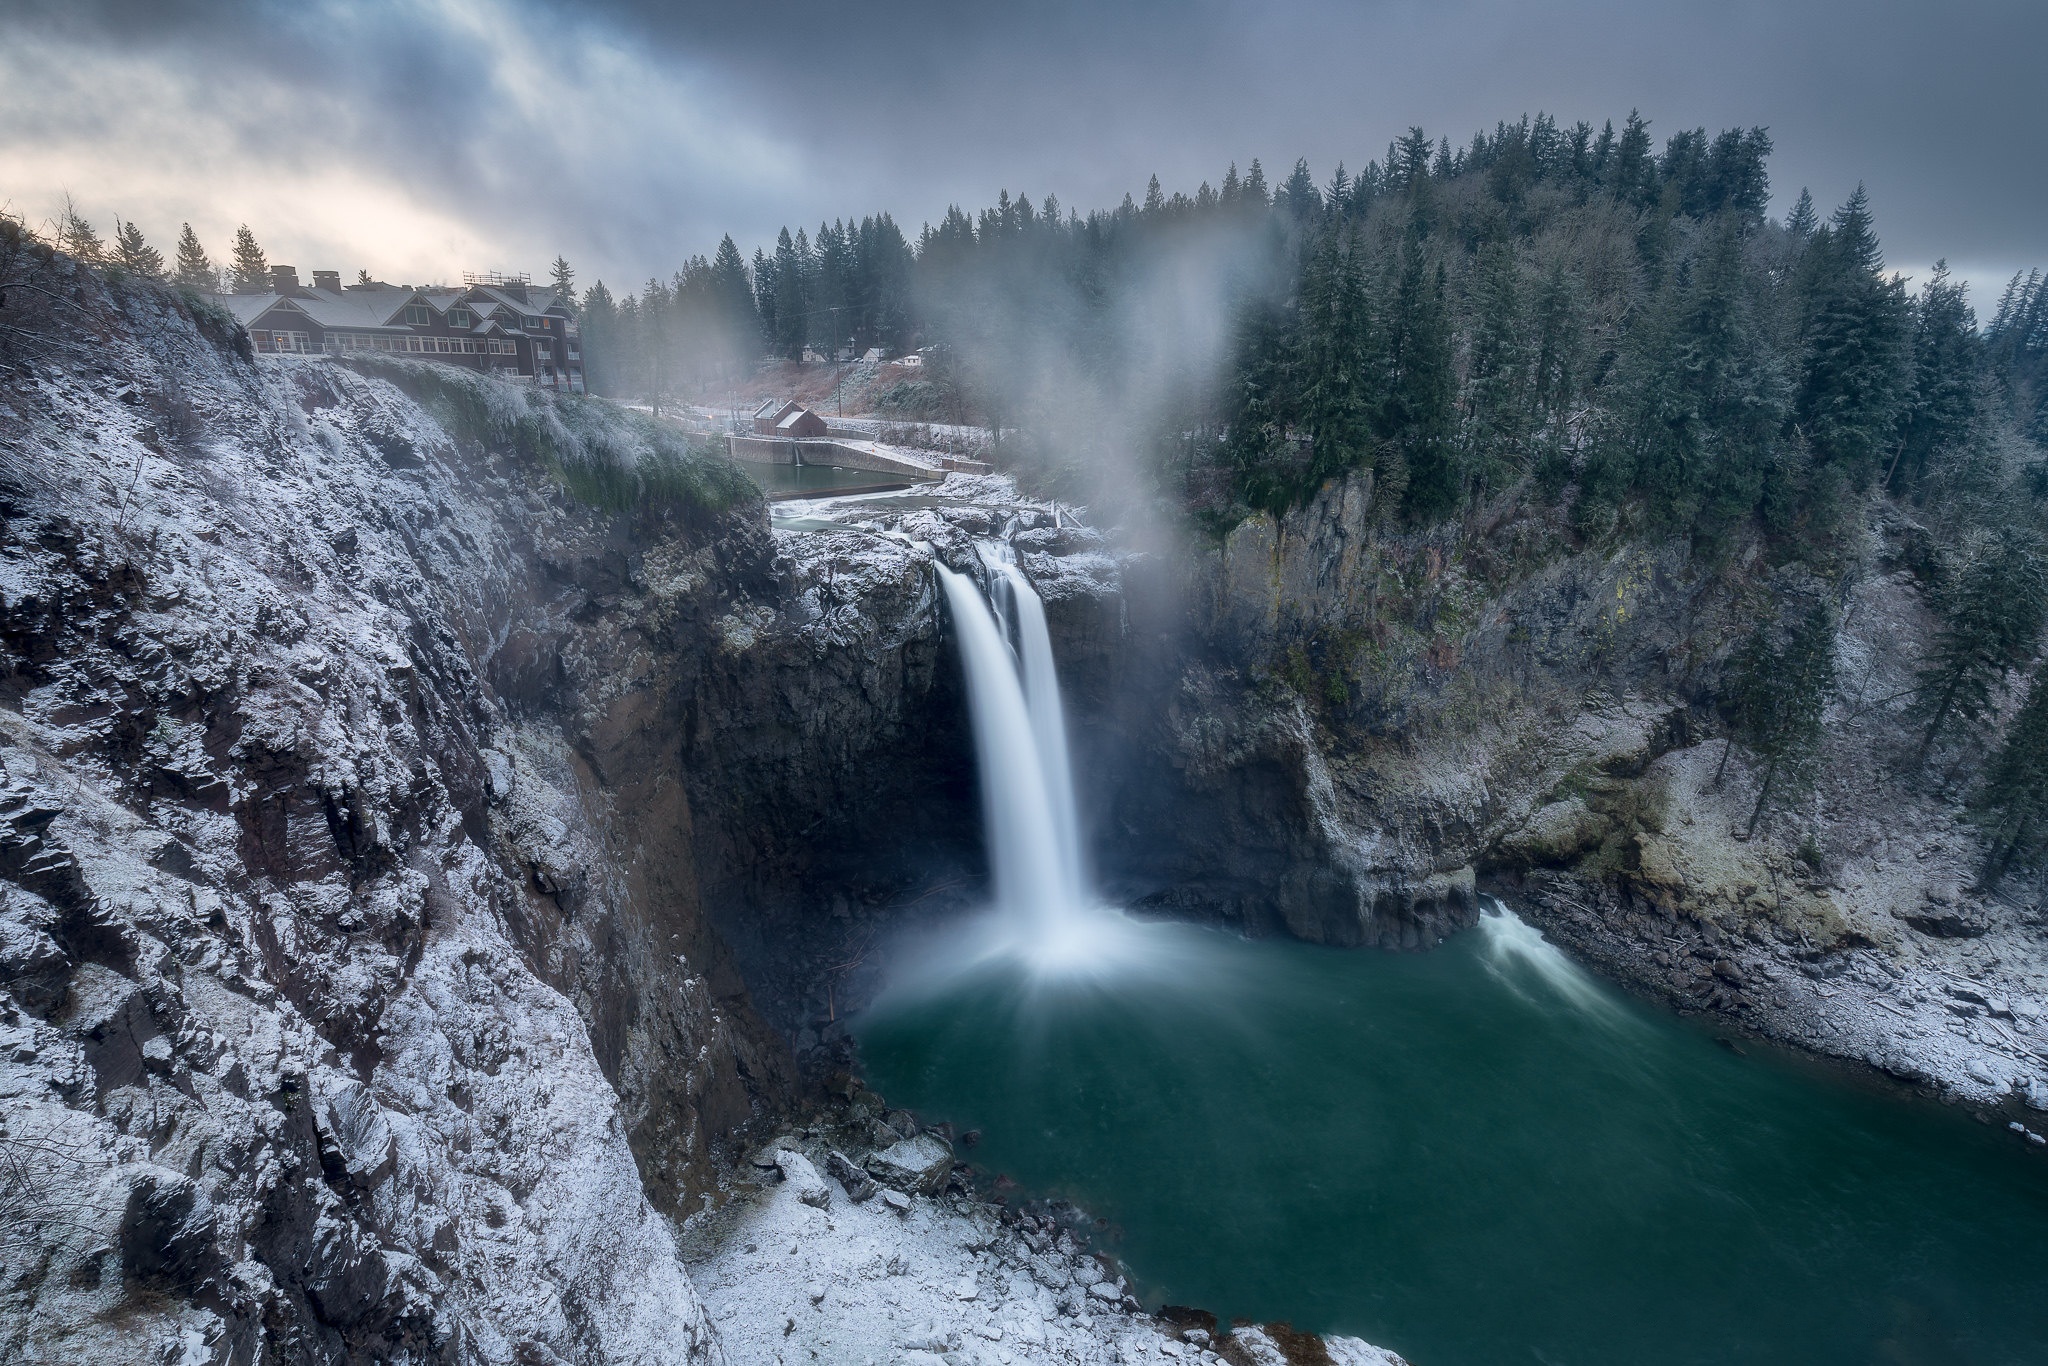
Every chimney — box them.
[269,264,301,294]
[311,270,341,293]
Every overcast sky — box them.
[3,0,2042,303]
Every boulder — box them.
[824,1147,878,1201]
[1901,904,1990,938]
[866,1133,953,1194]
[773,1150,832,1208]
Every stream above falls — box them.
[853,904,2048,1366]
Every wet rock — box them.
[867,1133,954,1193]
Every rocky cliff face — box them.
[0,272,812,1361]
[1106,467,2048,1117]
[0,269,1138,1363]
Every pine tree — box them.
[1243,159,1268,204]
[1784,188,1818,239]
[1388,240,1458,521]
[1721,601,1837,836]
[1889,261,1980,495]
[1462,241,1531,492]
[1280,160,1319,222]
[112,219,163,279]
[1912,527,2048,765]
[174,223,213,288]
[772,227,808,360]
[1793,187,1911,487]
[1971,668,2048,888]
[708,234,757,355]
[230,224,269,293]
[1297,225,1374,489]
[550,255,575,305]
[577,280,619,394]
[59,198,104,266]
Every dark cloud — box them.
[4,0,2044,295]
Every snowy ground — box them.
[680,1129,1408,1366]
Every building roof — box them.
[775,408,818,432]
[754,398,787,420]
[212,286,416,331]
[467,284,570,317]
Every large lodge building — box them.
[214,267,584,392]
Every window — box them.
[404,304,432,326]
[522,316,541,329]
[252,330,270,349]
[448,307,473,328]
[566,347,580,360]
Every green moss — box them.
[339,355,757,518]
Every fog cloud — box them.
[3,0,2043,296]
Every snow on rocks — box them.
[869,1133,957,1194]
[0,291,750,1361]
[682,1127,1412,1366]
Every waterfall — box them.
[998,562,1086,902]
[936,557,1094,950]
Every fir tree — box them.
[1722,602,1837,837]
[1912,527,2048,765]
[1297,225,1374,488]
[772,227,808,360]
[1462,241,1531,492]
[112,219,163,279]
[230,224,268,293]
[1388,240,1458,520]
[1794,186,1911,487]
[549,255,575,305]
[1971,668,2048,888]
[1889,261,1980,495]
[58,198,104,266]
[1784,188,1818,239]
[708,234,756,352]
[577,281,619,394]
[174,224,213,288]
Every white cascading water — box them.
[999,562,1087,901]
[935,555,1104,966]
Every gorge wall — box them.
[2,259,2041,1365]
[0,268,1055,1362]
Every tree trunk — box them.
[1745,756,1780,840]
[1914,676,1963,769]
[1714,735,1736,788]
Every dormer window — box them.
[448,307,473,328]
[404,304,432,326]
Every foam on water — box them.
[916,554,1144,984]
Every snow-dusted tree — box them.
[1973,668,2048,889]
[550,255,575,304]
[113,219,164,279]
[174,223,213,288]
[230,224,268,293]
[58,197,104,266]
